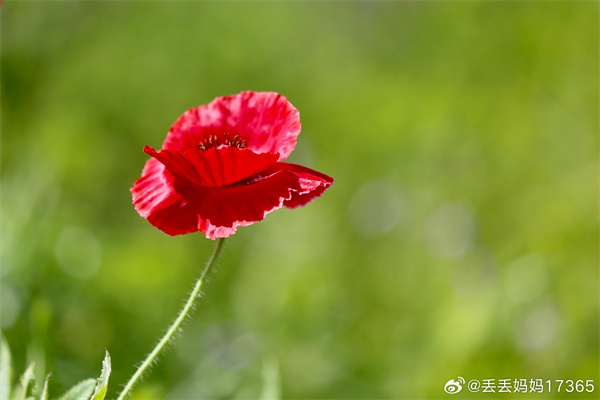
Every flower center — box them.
[198,133,247,151]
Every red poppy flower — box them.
[131,91,334,239]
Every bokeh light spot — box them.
[426,203,475,259]
[503,253,548,304]
[0,283,21,329]
[54,225,102,279]
[348,179,403,238]
[517,302,561,352]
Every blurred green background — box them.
[2,2,598,399]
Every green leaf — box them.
[19,363,35,400]
[90,351,111,400]
[57,379,95,400]
[0,335,12,400]
[39,374,51,400]
[259,357,280,400]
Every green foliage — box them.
[1,335,11,400]
[90,352,111,400]
[17,363,35,400]
[39,375,50,400]
[0,337,111,400]
[57,380,95,400]
[259,358,280,400]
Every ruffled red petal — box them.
[143,145,279,188]
[162,92,301,161]
[279,163,334,209]
[131,158,333,239]
[130,158,181,219]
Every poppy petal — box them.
[195,168,300,237]
[134,163,332,239]
[144,145,280,188]
[279,163,335,209]
[130,158,181,219]
[147,198,207,236]
[162,92,301,161]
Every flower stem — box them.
[116,237,226,400]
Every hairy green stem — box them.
[116,237,226,400]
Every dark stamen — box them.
[198,133,247,151]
